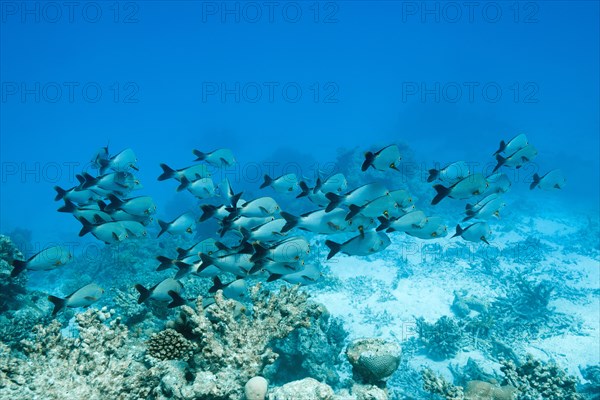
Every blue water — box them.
[0,2,599,398]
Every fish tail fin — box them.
[493,154,506,173]
[157,220,170,237]
[157,163,176,181]
[167,290,186,308]
[209,276,224,294]
[199,205,217,222]
[493,140,506,156]
[280,211,299,233]
[218,218,233,237]
[427,169,439,183]
[345,204,362,221]
[297,181,310,198]
[462,215,473,222]
[238,241,254,254]
[78,220,94,237]
[325,240,342,260]
[530,173,540,190]
[313,177,323,193]
[260,174,273,189]
[325,192,343,213]
[431,184,450,205]
[105,194,123,212]
[10,260,28,277]
[199,253,214,268]
[47,295,66,316]
[240,227,252,242]
[175,247,189,258]
[465,203,473,211]
[361,151,375,171]
[54,186,67,201]
[250,243,269,263]
[192,149,207,161]
[134,284,151,304]
[155,255,174,271]
[80,173,98,189]
[57,199,76,213]
[174,262,191,279]
[451,224,463,238]
[230,192,243,208]
[267,273,283,283]
[176,176,191,192]
[75,174,86,186]
[376,216,391,232]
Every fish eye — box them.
[431,232,437,237]
[186,227,192,233]
[390,163,395,168]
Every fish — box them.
[267,263,322,285]
[239,218,287,242]
[200,204,233,222]
[79,172,141,193]
[218,178,238,202]
[361,144,402,172]
[104,195,156,216]
[346,215,378,233]
[192,148,236,167]
[345,194,399,221]
[199,252,254,276]
[297,182,330,207]
[314,173,348,194]
[280,208,349,234]
[119,220,148,237]
[157,163,210,182]
[107,209,153,225]
[325,231,391,259]
[530,170,566,190]
[231,197,280,217]
[493,144,538,172]
[258,259,304,275]
[79,221,129,243]
[463,196,506,221]
[57,200,113,224]
[465,193,501,213]
[431,173,488,205]
[135,278,185,308]
[11,245,73,277]
[260,173,299,193]
[427,161,470,183]
[177,176,216,198]
[90,145,110,170]
[251,236,311,263]
[404,216,448,239]
[452,222,492,244]
[219,215,275,237]
[54,185,99,204]
[99,148,138,173]
[493,133,528,156]
[484,173,511,195]
[209,277,247,299]
[157,212,195,237]
[48,283,104,316]
[389,189,414,208]
[175,238,219,258]
[377,210,427,232]
[325,182,389,212]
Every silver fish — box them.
[251,236,310,263]
[452,222,492,244]
[325,231,391,259]
[405,215,447,239]
[11,245,73,277]
[208,277,247,299]
[377,210,427,233]
[79,221,129,243]
[158,163,210,182]
[193,148,236,167]
[135,278,185,308]
[493,133,528,156]
[325,182,389,212]
[484,173,511,194]
[427,161,470,183]
[463,196,505,221]
[157,212,195,237]
[493,144,538,172]
[280,208,349,234]
[100,148,138,173]
[260,173,299,193]
[177,177,216,198]
[48,283,104,315]
[267,263,321,285]
[105,195,156,216]
[362,144,402,172]
[530,170,566,190]
[234,196,280,217]
[431,173,488,205]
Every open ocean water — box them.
[0,1,598,399]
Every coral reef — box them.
[422,368,465,400]
[245,376,269,400]
[346,338,401,385]
[267,377,334,400]
[0,307,162,399]
[416,316,464,360]
[266,305,349,387]
[0,235,26,312]
[146,328,197,361]
[162,284,322,399]
[500,355,582,400]
[578,365,600,400]
[422,369,517,400]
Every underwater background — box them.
[0,1,599,399]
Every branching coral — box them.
[416,316,464,361]
[422,368,465,400]
[0,235,26,312]
[162,284,322,399]
[0,307,162,400]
